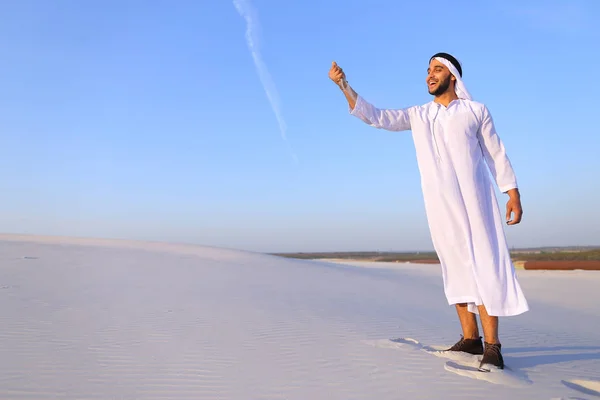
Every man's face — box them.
[427,59,454,96]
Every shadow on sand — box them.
[505,348,600,370]
[561,379,600,398]
[504,346,600,354]
[506,348,600,395]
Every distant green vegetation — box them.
[273,248,600,262]
[273,251,438,262]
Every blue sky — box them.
[1,0,599,253]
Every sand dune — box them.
[0,234,599,399]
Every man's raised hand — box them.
[329,61,346,86]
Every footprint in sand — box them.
[361,339,407,350]
[561,379,600,397]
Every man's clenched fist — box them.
[329,61,346,86]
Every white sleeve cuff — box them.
[500,183,518,193]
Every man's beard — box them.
[429,77,451,96]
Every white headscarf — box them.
[433,56,472,101]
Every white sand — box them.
[0,234,599,399]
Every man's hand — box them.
[505,188,523,225]
[329,61,346,87]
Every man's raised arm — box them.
[329,61,359,110]
[329,61,411,132]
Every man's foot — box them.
[445,336,483,355]
[478,342,504,371]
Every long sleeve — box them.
[477,105,518,193]
[349,95,412,132]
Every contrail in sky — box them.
[233,0,298,164]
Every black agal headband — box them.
[430,52,462,77]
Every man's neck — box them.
[433,91,459,107]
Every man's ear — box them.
[450,76,457,90]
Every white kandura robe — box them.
[350,95,529,317]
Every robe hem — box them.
[446,296,482,306]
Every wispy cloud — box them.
[233,0,298,164]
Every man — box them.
[329,53,528,371]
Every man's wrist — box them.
[506,188,520,198]
[338,76,350,88]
